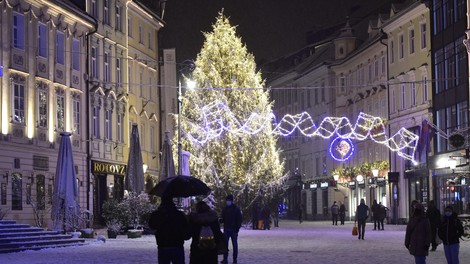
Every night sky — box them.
[159,0,393,65]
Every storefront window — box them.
[408,176,429,207]
[434,174,470,214]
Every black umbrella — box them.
[149,175,211,198]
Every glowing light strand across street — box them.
[183,100,419,162]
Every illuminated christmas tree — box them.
[178,11,286,213]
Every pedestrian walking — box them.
[372,199,379,230]
[405,203,431,264]
[261,204,271,230]
[377,202,387,230]
[251,202,259,230]
[220,194,242,264]
[438,205,464,264]
[148,197,191,264]
[331,201,339,225]
[339,202,346,225]
[426,200,441,251]
[355,198,370,240]
[188,201,222,264]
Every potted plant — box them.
[106,219,122,239]
[102,199,127,238]
[120,192,156,238]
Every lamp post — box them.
[177,79,196,176]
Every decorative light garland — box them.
[183,100,419,162]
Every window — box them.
[128,65,133,92]
[322,156,327,175]
[104,51,110,82]
[56,91,65,131]
[91,0,98,18]
[436,102,468,152]
[409,29,415,54]
[400,84,406,109]
[12,12,25,50]
[91,47,98,78]
[72,38,80,71]
[150,126,155,152]
[148,31,152,49]
[105,110,112,140]
[12,82,25,123]
[116,57,121,86]
[93,106,100,138]
[117,113,123,142]
[368,63,372,82]
[11,173,22,210]
[420,23,427,49]
[321,83,325,102]
[422,76,428,102]
[399,34,404,59]
[381,55,386,73]
[315,157,320,177]
[38,23,48,57]
[314,88,318,105]
[116,6,122,31]
[140,71,144,97]
[411,80,416,106]
[390,40,394,63]
[149,77,153,100]
[374,60,379,78]
[140,123,145,149]
[339,76,345,93]
[73,96,80,134]
[139,24,143,43]
[391,89,396,113]
[38,88,48,128]
[104,0,110,25]
[56,31,65,64]
[128,18,132,37]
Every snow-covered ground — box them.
[1,220,469,264]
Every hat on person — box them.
[226,194,234,201]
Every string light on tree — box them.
[182,100,420,162]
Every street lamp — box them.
[177,79,195,176]
[372,168,379,177]
[356,174,364,182]
[333,174,339,188]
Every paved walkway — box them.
[1,220,469,264]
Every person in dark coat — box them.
[188,201,222,264]
[220,194,242,264]
[261,204,271,230]
[405,203,431,264]
[251,202,259,230]
[339,202,346,225]
[355,198,370,240]
[331,201,339,225]
[438,205,464,264]
[377,202,387,230]
[371,199,379,230]
[425,200,441,251]
[148,197,191,264]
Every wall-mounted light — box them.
[356,174,364,182]
[143,164,148,174]
[333,174,339,182]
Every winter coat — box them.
[148,201,190,248]
[331,204,339,215]
[438,213,464,245]
[405,215,431,256]
[221,204,242,232]
[189,209,222,264]
[371,202,379,218]
[425,206,441,230]
[377,205,387,220]
[356,204,369,221]
[339,204,346,215]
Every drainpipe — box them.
[85,16,98,221]
[379,29,397,223]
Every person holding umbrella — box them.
[220,194,242,264]
[148,196,191,264]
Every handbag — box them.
[352,221,358,236]
[216,231,228,255]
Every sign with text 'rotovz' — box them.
[91,160,126,176]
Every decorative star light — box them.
[183,100,419,162]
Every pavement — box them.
[1,220,469,264]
